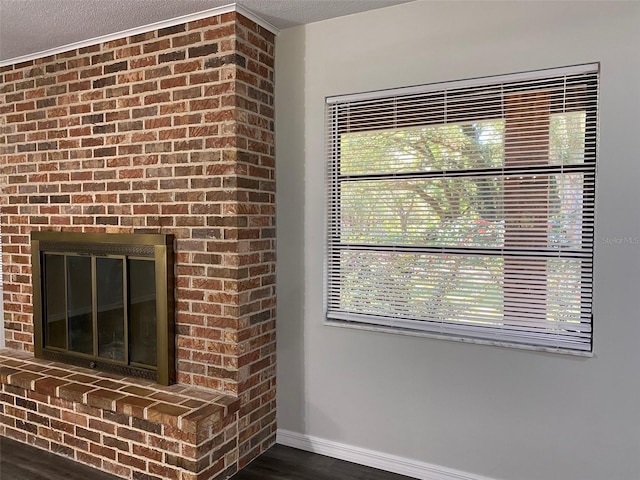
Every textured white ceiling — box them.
[0,0,412,62]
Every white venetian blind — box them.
[326,64,599,353]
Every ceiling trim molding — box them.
[0,2,279,67]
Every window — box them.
[326,64,599,353]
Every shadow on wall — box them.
[275,26,307,433]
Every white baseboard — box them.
[276,429,496,480]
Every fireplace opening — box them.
[31,232,175,385]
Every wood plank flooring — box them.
[232,444,415,480]
[0,435,415,480]
[0,436,120,480]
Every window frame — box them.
[325,64,599,355]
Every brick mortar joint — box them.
[0,350,239,431]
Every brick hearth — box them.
[0,350,240,479]
[0,9,276,480]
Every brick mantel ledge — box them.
[0,349,240,480]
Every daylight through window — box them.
[326,64,599,353]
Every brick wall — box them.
[0,10,276,478]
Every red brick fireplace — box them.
[0,9,275,480]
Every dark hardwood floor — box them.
[232,444,414,480]
[0,436,120,480]
[0,435,414,480]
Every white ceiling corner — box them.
[0,0,414,65]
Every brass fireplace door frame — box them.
[31,231,175,385]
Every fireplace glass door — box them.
[32,232,174,384]
[96,257,126,361]
[67,255,94,355]
[42,254,157,368]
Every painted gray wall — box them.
[275,1,640,479]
